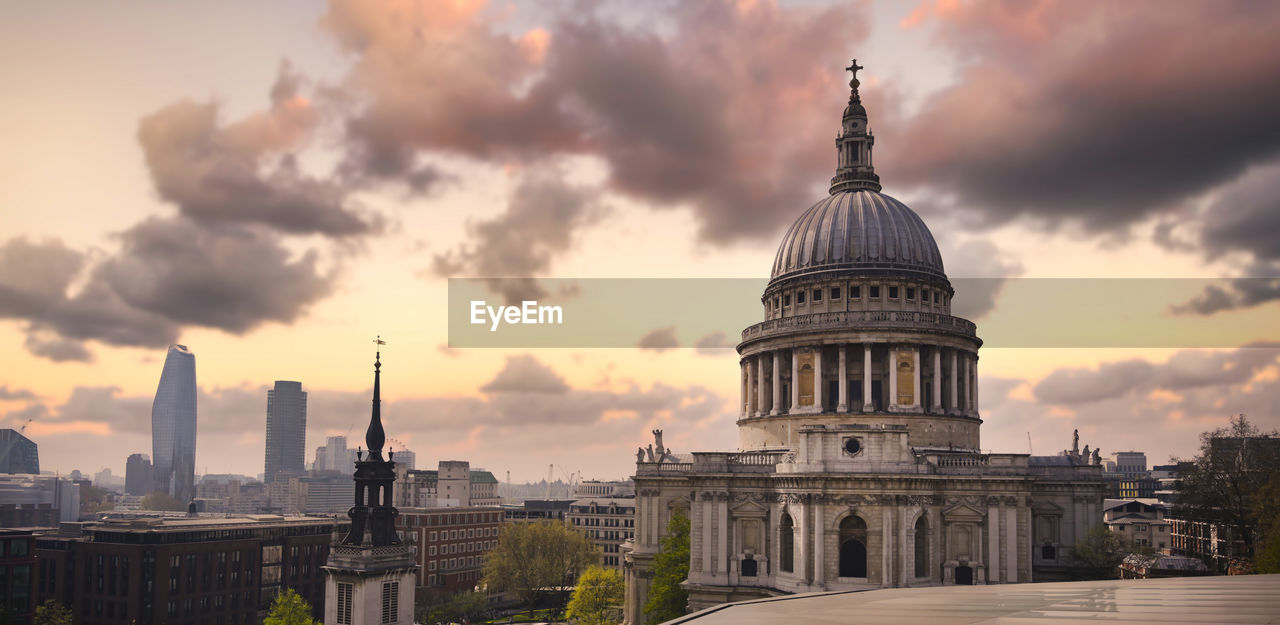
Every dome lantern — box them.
[830,59,881,194]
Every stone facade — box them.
[621,62,1106,624]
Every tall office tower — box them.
[0,428,39,474]
[125,453,153,495]
[151,344,196,501]
[265,381,308,483]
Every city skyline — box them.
[3,0,1280,484]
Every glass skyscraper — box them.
[151,343,196,501]
[265,380,307,482]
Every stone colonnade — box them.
[741,344,977,417]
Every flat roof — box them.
[664,575,1280,625]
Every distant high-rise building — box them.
[151,344,197,501]
[0,428,39,474]
[314,435,357,473]
[265,380,307,483]
[125,453,153,495]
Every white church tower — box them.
[323,346,417,625]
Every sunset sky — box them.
[3,0,1280,483]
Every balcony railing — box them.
[740,310,977,343]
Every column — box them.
[702,494,714,577]
[949,350,958,415]
[987,501,1000,584]
[756,355,767,417]
[791,351,800,413]
[798,501,810,584]
[718,497,729,582]
[863,345,873,412]
[1005,505,1018,583]
[911,346,921,411]
[837,346,848,412]
[813,501,826,586]
[772,352,782,415]
[973,355,980,414]
[882,507,893,585]
[887,346,898,411]
[963,353,972,414]
[932,348,943,414]
[813,347,824,412]
[745,358,755,416]
[740,361,747,416]
[898,507,909,586]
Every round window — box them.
[844,438,862,455]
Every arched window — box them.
[838,516,867,578]
[913,516,928,578]
[780,513,794,573]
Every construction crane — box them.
[545,464,554,500]
[558,466,580,498]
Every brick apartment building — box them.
[396,507,502,597]
[34,514,345,625]
[1,529,36,625]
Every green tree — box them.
[33,600,73,625]
[643,513,689,625]
[566,565,624,625]
[1173,414,1280,570]
[140,490,187,512]
[1252,473,1280,573]
[482,520,597,614]
[1072,524,1128,577]
[264,588,317,625]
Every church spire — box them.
[365,343,385,460]
[829,59,882,194]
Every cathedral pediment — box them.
[942,502,985,521]
[1031,499,1065,516]
[730,499,769,518]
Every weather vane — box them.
[374,335,387,346]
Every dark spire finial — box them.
[365,336,386,458]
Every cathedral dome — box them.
[770,189,945,283]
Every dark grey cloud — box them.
[939,238,1024,320]
[324,0,870,245]
[0,237,84,318]
[637,326,679,352]
[479,354,570,394]
[433,173,604,303]
[23,333,94,363]
[1033,343,1280,406]
[880,1,1280,234]
[0,386,36,401]
[1171,163,1280,314]
[0,219,335,360]
[694,331,732,355]
[95,217,334,333]
[137,66,379,237]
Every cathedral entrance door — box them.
[954,565,973,585]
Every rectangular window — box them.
[889,286,899,299]
[934,292,940,304]
[797,290,805,304]
[851,285,861,299]
[784,294,791,306]
[812,289,822,301]
[907,287,915,300]
[774,297,780,310]
[921,289,929,303]
[831,287,841,300]
[869,285,879,298]
[336,582,353,625]
[381,581,399,624]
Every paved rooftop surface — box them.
[665,575,1280,625]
